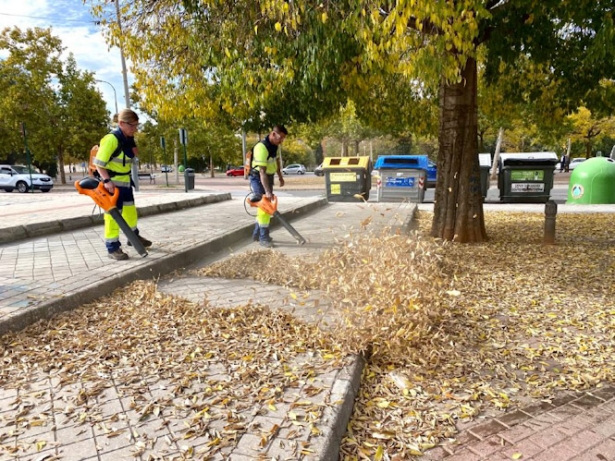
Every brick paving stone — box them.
[571,394,605,411]
[528,426,569,449]
[499,423,539,444]
[550,403,587,420]
[571,437,615,461]
[589,385,615,403]
[56,438,100,461]
[466,434,507,457]
[564,429,606,454]
[421,446,449,460]
[531,444,581,461]
[554,414,595,437]
[524,416,557,432]
[446,448,481,461]
[266,438,303,459]
[98,446,146,460]
[233,432,269,456]
[592,415,615,438]
[499,439,545,460]
[497,409,532,428]
[469,420,508,440]
[533,411,564,425]
[521,401,556,417]
[449,430,480,448]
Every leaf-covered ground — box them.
[201,211,615,459]
[0,284,346,459]
[1,210,614,460]
[337,211,615,459]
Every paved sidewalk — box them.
[0,189,231,244]
[423,387,615,461]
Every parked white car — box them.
[568,158,586,171]
[0,164,54,193]
[282,164,306,175]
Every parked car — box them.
[568,158,586,171]
[282,164,306,175]
[226,166,245,177]
[314,163,324,176]
[0,164,54,193]
[161,165,173,173]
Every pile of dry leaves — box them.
[202,210,615,459]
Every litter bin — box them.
[567,157,615,204]
[479,153,492,198]
[373,155,428,203]
[323,156,372,202]
[498,152,558,203]
[184,168,195,191]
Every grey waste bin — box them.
[479,153,492,198]
[184,168,195,190]
[498,153,558,203]
[374,155,427,203]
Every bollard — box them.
[544,200,557,244]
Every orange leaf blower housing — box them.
[245,194,306,245]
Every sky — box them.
[0,0,134,116]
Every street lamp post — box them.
[112,0,140,190]
[114,0,131,108]
[95,79,119,116]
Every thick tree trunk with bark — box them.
[431,57,487,243]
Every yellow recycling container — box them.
[322,156,372,202]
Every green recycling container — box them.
[498,152,558,203]
[567,157,615,204]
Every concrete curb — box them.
[0,193,232,245]
[0,197,328,337]
[314,355,366,461]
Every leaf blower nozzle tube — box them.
[75,178,148,257]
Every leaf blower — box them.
[246,194,306,245]
[75,177,148,257]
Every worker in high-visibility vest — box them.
[247,125,287,247]
[93,109,152,260]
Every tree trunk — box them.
[490,127,504,181]
[431,57,487,243]
[58,152,66,185]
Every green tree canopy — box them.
[0,27,109,180]
[91,0,615,242]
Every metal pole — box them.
[114,0,139,190]
[114,0,130,108]
[21,122,33,193]
[161,136,168,187]
[95,79,119,116]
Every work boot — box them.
[128,234,152,248]
[252,223,260,242]
[259,227,273,247]
[108,248,129,260]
